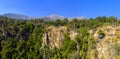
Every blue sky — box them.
[0,0,120,18]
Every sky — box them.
[0,0,120,18]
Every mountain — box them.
[1,13,35,20]
[0,13,84,20]
[41,14,65,21]
[75,16,85,19]
[69,16,85,20]
[41,15,85,21]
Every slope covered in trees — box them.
[0,16,120,59]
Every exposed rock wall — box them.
[90,25,120,59]
[42,26,78,49]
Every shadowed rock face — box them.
[98,33,105,39]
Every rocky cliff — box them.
[42,26,78,49]
[90,25,120,59]
[42,25,120,59]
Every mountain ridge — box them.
[0,13,84,20]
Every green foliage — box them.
[0,16,119,59]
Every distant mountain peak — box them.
[48,14,64,17]
[69,16,85,20]
[0,13,85,21]
[75,16,85,19]
[41,14,65,21]
[48,14,64,19]
[1,13,36,20]
[49,14,58,16]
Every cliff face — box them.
[42,25,120,59]
[42,26,67,48]
[90,25,120,59]
[42,26,78,49]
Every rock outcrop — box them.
[90,25,120,59]
[42,26,67,49]
[42,26,78,49]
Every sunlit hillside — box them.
[0,16,120,59]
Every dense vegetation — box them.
[0,16,119,59]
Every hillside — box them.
[0,16,120,59]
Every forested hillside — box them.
[0,16,120,59]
